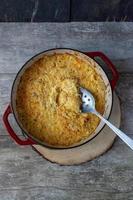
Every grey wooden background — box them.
[0,23,133,200]
[0,0,133,22]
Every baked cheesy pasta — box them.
[16,52,106,147]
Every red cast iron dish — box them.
[3,48,119,149]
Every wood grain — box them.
[0,23,133,73]
[0,23,133,200]
[71,0,133,22]
[0,0,70,22]
[0,136,133,200]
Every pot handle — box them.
[84,51,119,89]
[3,105,36,145]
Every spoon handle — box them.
[94,111,133,150]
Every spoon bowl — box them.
[80,87,95,113]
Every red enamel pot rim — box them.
[3,48,119,149]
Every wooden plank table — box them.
[0,23,133,200]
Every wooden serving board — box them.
[33,92,121,165]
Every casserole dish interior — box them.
[11,49,112,148]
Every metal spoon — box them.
[80,87,133,150]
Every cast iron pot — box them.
[3,49,119,149]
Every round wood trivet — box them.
[33,92,121,165]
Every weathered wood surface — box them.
[0,136,133,200]
[0,0,133,22]
[71,0,133,22]
[0,23,133,73]
[0,23,133,200]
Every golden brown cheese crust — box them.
[16,53,106,147]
